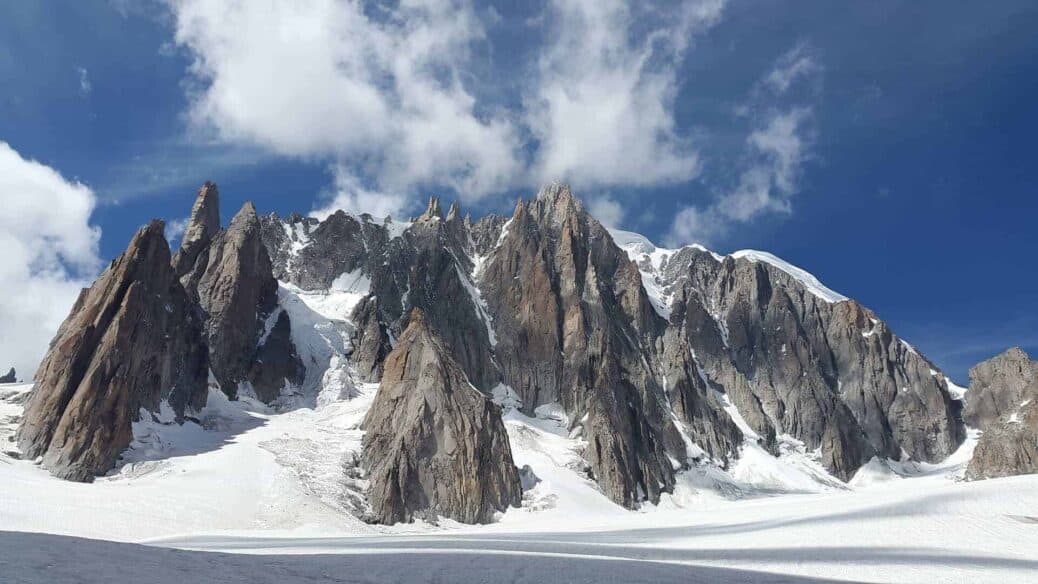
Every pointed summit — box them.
[446,200,460,222]
[231,200,259,227]
[362,308,521,524]
[172,182,221,277]
[0,367,16,383]
[535,181,585,225]
[416,196,442,222]
[194,199,302,401]
[18,218,208,481]
[535,182,580,208]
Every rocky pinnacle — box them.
[361,309,521,524]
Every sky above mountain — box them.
[1,0,1036,381]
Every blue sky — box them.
[1,0,1036,381]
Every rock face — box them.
[172,181,220,278]
[180,196,304,402]
[617,229,966,482]
[260,182,968,508]
[17,221,208,481]
[20,180,973,509]
[478,184,739,507]
[965,348,1038,480]
[361,310,521,525]
[260,200,499,392]
[0,368,15,383]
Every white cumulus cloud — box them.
[0,142,101,379]
[164,0,729,213]
[525,0,725,188]
[168,0,523,202]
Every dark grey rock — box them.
[477,184,719,507]
[0,368,15,383]
[653,246,964,480]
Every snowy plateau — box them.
[2,204,1037,584]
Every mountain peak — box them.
[446,201,460,222]
[172,183,220,276]
[185,182,221,241]
[535,182,578,206]
[229,201,260,228]
[417,196,443,222]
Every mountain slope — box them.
[261,182,965,502]
[17,181,969,512]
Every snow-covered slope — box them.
[3,355,1035,583]
[609,228,848,308]
[3,377,1036,583]
[2,197,1017,582]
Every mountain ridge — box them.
[16,180,1029,526]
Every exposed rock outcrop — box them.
[17,221,208,481]
[20,179,968,505]
[361,310,521,525]
[172,181,220,279]
[260,200,500,392]
[0,368,15,383]
[186,202,304,401]
[965,348,1038,480]
[623,234,965,481]
[260,182,966,507]
[478,184,738,507]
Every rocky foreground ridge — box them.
[12,181,1034,524]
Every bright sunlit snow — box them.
[3,370,1036,583]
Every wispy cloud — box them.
[164,216,189,247]
[763,41,820,95]
[311,165,411,221]
[585,193,626,228]
[667,42,821,246]
[526,0,726,189]
[76,66,92,97]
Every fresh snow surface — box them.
[608,228,682,319]
[609,228,849,314]
[278,280,370,405]
[729,250,849,303]
[2,377,1038,583]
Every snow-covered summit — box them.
[608,227,848,306]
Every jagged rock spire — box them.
[18,220,208,481]
[362,308,521,524]
[416,196,442,222]
[172,181,221,277]
[446,201,460,222]
[193,201,303,401]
